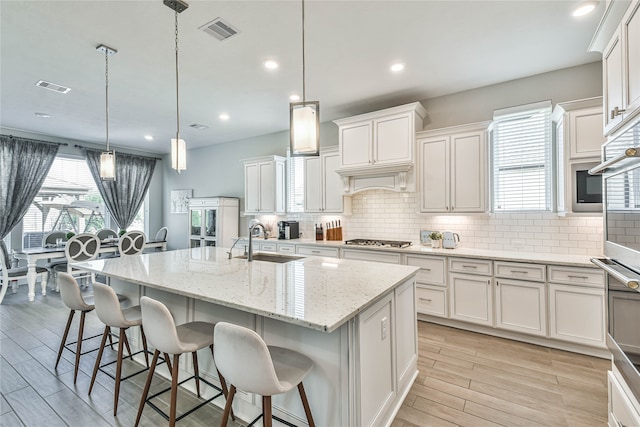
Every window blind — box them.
[287,152,305,213]
[492,103,552,211]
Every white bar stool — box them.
[88,282,150,416]
[135,296,232,427]
[214,322,316,427]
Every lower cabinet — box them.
[296,245,340,258]
[609,371,640,427]
[416,286,447,317]
[548,282,606,347]
[342,249,401,264]
[449,272,493,326]
[495,278,546,337]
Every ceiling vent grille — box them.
[35,80,71,94]
[199,18,239,41]
[190,123,208,130]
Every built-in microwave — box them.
[571,162,602,212]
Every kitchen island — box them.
[76,247,419,427]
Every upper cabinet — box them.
[304,146,347,213]
[333,102,427,194]
[243,155,286,215]
[417,122,489,213]
[603,0,640,136]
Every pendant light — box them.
[290,0,320,157]
[96,44,117,181]
[164,0,189,172]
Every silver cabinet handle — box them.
[591,258,640,290]
[451,206,454,210]
[567,275,588,279]
[611,106,626,119]
[311,250,320,254]
[510,270,529,274]
[419,297,432,302]
[462,265,478,269]
[423,268,431,271]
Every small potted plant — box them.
[429,231,443,248]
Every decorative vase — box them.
[431,239,442,248]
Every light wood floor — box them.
[1,286,609,426]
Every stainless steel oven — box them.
[591,120,640,399]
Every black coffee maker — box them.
[278,221,300,239]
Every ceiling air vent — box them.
[199,18,239,41]
[35,80,71,94]
[190,123,208,130]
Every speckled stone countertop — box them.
[238,237,600,268]
[76,247,419,333]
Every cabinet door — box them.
[203,208,217,239]
[624,0,640,116]
[449,273,493,326]
[395,279,417,392]
[340,122,372,168]
[374,113,412,165]
[451,131,485,212]
[568,107,605,159]
[604,29,625,134]
[244,163,260,213]
[609,371,640,427]
[190,208,202,238]
[322,151,343,212]
[259,161,274,212]
[304,156,322,212]
[548,283,606,347]
[274,159,286,214]
[419,137,450,212]
[495,278,546,337]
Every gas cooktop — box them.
[344,239,412,249]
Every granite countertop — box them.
[76,247,419,333]
[237,237,600,267]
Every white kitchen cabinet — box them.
[406,254,447,318]
[449,272,493,327]
[416,286,447,318]
[243,156,286,214]
[417,122,489,213]
[495,278,546,337]
[548,282,606,347]
[188,197,239,249]
[609,370,640,427]
[341,249,401,264]
[304,146,345,213]
[296,245,340,258]
[603,0,640,136]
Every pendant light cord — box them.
[105,49,110,152]
[301,0,306,103]
[175,9,181,140]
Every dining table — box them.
[14,239,167,301]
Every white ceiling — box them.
[0,0,604,154]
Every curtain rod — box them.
[3,134,69,147]
[74,144,162,161]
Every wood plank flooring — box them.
[1,286,609,426]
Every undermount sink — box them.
[234,253,305,263]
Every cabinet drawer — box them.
[405,255,446,286]
[609,371,640,427]
[494,261,545,282]
[342,249,401,264]
[259,242,277,252]
[277,244,296,254]
[296,246,340,258]
[449,258,492,276]
[416,286,447,317]
[547,266,604,288]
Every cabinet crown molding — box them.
[333,102,427,127]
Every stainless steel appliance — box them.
[590,121,640,400]
[573,161,603,212]
[277,221,300,240]
[344,239,412,248]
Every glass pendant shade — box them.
[171,137,186,172]
[100,150,116,181]
[290,101,319,156]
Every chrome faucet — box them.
[248,222,267,262]
[227,237,245,259]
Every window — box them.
[492,101,552,211]
[287,151,305,213]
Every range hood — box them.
[335,162,415,194]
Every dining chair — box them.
[119,230,146,256]
[42,230,68,290]
[214,322,315,427]
[65,233,101,287]
[96,228,118,241]
[0,242,48,303]
[154,227,168,242]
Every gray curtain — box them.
[84,149,156,231]
[0,134,60,264]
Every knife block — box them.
[326,227,342,241]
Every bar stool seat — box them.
[135,296,232,427]
[214,322,315,427]
[89,282,150,416]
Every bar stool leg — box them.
[169,354,180,427]
[89,326,110,395]
[298,383,315,427]
[55,310,75,369]
[74,310,88,383]
[140,325,150,367]
[113,328,126,416]
[135,349,160,427]
[164,352,173,375]
[210,344,235,421]
[220,385,236,427]
[263,395,273,427]
[122,330,133,360]
[192,351,201,397]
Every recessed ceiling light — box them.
[219,113,230,121]
[34,112,51,118]
[264,60,278,69]
[144,135,154,141]
[290,94,300,101]
[572,1,597,17]
[390,63,405,72]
